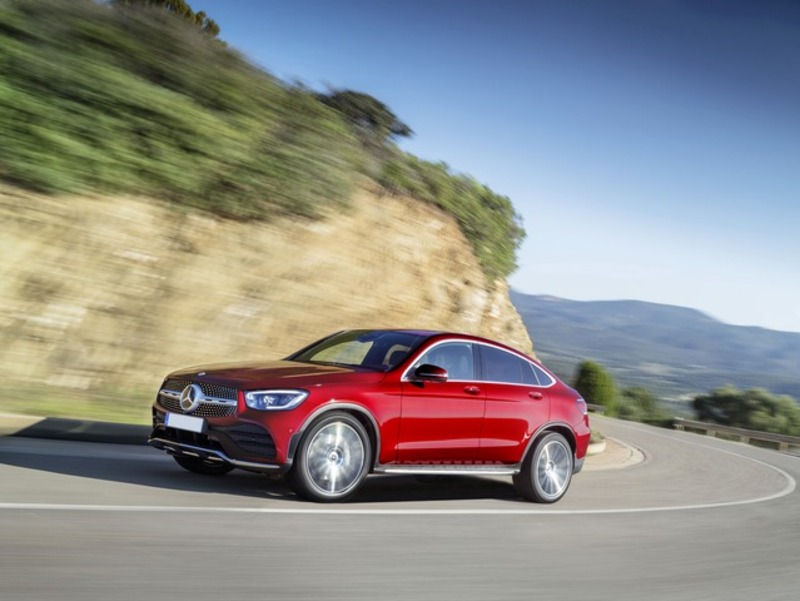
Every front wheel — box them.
[173,455,234,476]
[288,412,371,503]
[514,432,573,503]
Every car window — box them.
[479,345,537,385]
[289,330,428,371]
[412,342,475,380]
[531,363,555,386]
[312,340,372,365]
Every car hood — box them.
[167,360,386,389]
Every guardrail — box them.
[586,403,606,415]
[673,417,800,452]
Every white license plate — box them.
[165,412,206,434]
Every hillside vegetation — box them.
[0,0,532,422]
[0,0,524,281]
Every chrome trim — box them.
[374,464,520,476]
[158,388,236,406]
[400,338,475,382]
[148,437,282,471]
[180,383,204,413]
[400,338,556,388]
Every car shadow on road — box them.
[0,438,526,504]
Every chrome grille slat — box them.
[158,379,238,418]
[158,394,236,418]
[163,379,237,401]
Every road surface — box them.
[1,416,798,600]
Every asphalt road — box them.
[1,416,798,601]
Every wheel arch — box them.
[287,402,381,470]
[522,422,577,463]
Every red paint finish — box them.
[397,379,485,462]
[479,381,549,464]
[149,329,590,501]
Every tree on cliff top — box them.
[317,89,413,153]
[113,0,220,37]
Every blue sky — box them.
[192,0,800,332]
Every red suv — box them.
[149,329,590,503]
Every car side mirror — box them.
[412,364,448,383]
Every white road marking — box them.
[0,460,795,517]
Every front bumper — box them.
[149,406,288,474]
[148,433,284,472]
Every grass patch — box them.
[3,384,152,425]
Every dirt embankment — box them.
[0,183,532,415]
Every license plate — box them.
[165,412,206,434]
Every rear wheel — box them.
[288,412,371,502]
[514,432,573,503]
[173,455,234,476]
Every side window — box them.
[413,342,475,380]
[521,361,539,386]
[531,363,555,387]
[479,346,536,385]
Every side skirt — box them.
[374,464,521,476]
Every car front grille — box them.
[158,379,238,418]
[163,379,237,401]
[158,394,236,418]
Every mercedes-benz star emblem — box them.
[179,384,204,413]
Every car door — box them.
[476,344,551,464]
[397,341,485,463]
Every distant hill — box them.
[511,291,800,401]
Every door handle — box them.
[464,386,481,395]
[529,391,544,400]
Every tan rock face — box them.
[0,184,532,404]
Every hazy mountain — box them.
[510,291,800,401]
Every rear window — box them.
[479,345,537,385]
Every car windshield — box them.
[287,330,429,371]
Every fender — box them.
[520,421,578,464]
[286,401,382,469]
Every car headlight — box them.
[244,389,308,411]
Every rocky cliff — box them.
[0,183,532,420]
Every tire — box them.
[288,412,371,503]
[173,455,234,476]
[513,432,573,503]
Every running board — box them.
[374,465,519,476]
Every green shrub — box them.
[0,0,359,218]
[379,153,525,280]
[573,360,619,416]
[693,386,800,436]
[0,0,525,280]
[617,386,670,425]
